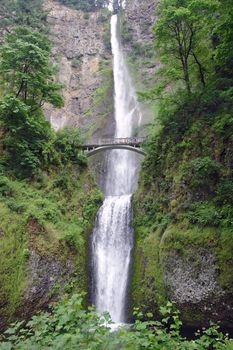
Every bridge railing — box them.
[83,137,147,147]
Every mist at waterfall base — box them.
[91,14,142,324]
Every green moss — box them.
[216,228,233,289]
[160,224,219,255]
[0,204,26,322]
[131,225,168,318]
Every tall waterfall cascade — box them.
[92,14,142,323]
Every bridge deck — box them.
[81,137,146,148]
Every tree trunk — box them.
[192,51,206,88]
[183,59,191,94]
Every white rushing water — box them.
[92,14,142,323]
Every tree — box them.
[0,27,63,177]
[0,27,63,111]
[214,0,233,79]
[154,0,219,94]
[0,96,53,177]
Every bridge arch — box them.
[85,144,146,157]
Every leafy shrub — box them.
[59,224,84,250]
[52,172,73,191]
[186,201,222,226]
[216,180,233,205]
[6,200,25,213]
[217,204,233,227]
[182,157,222,189]
[81,190,103,221]
[54,128,87,167]
[0,294,229,350]
[183,157,222,178]
[0,176,15,197]
[0,96,53,178]
[213,113,233,136]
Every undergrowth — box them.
[0,294,231,350]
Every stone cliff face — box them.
[124,0,159,82]
[44,0,114,140]
[124,0,157,52]
[121,0,160,131]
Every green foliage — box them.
[0,27,63,109]
[0,202,26,324]
[53,128,87,166]
[0,295,229,349]
[0,26,64,177]
[182,157,222,179]
[154,0,219,93]
[57,0,109,12]
[0,176,15,197]
[185,202,222,226]
[182,157,222,189]
[136,0,233,228]
[0,96,52,177]
[214,0,233,78]
[0,0,47,32]
[216,180,233,205]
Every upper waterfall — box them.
[105,14,142,196]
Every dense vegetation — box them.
[0,0,47,32]
[132,0,233,329]
[0,294,231,350]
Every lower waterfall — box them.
[91,13,142,323]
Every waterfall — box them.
[92,14,142,323]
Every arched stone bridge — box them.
[80,137,146,157]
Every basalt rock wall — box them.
[44,0,114,141]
